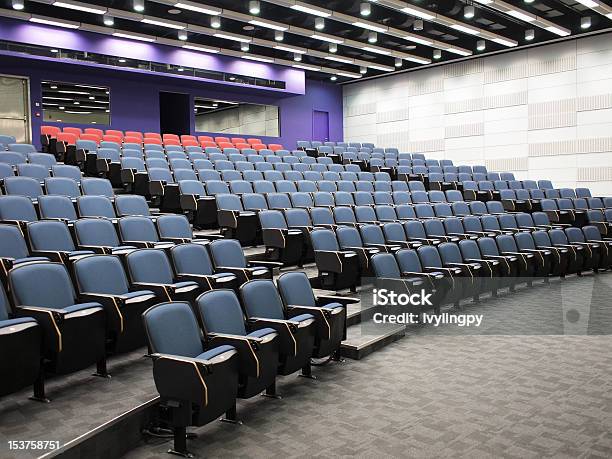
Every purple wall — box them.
[0,52,343,150]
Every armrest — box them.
[77,244,111,254]
[247,317,299,356]
[249,260,283,268]
[79,292,128,333]
[15,305,64,352]
[121,240,154,248]
[500,251,534,258]
[287,305,332,340]
[315,295,359,306]
[423,266,462,275]
[313,250,344,273]
[159,236,192,244]
[364,242,402,252]
[131,282,173,300]
[207,333,270,378]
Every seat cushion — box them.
[196,344,235,360]
[247,327,277,338]
[323,302,344,310]
[212,273,236,283]
[68,250,95,257]
[289,313,315,323]
[0,317,37,329]
[122,290,156,300]
[172,281,199,290]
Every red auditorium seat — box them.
[252,144,267,151]
[41,125,61,138]
[231,137,246,144]
[102,135,122,144]
[215,136,230,143]
[56,132,77,147]
[200,141,217,148]
[85,128,104,137]
[106,130,124,139]
[198,135,214,143]
[145,132,162,140]
[247,138,261,145]
[80,133,101,144]
[235,143,250,150]
[123,136,142,144]
[144,137,163,145]
[164,139,181,146]
[64,127,82,137]
[182,139,199,147]
[218,142,234,150]
[268,144,284,151]
[163,134,180,142]
[125,131,143,139]
[181,135,197,143]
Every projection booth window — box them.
[194,98,279,137]
[42,81,110,125]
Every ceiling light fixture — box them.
[52,0,106,14]
[413,19,423,30]
[29,16,80,28]
[103,14,114,26]
[581,16,592,29]
[405,36,433,45]
[477,39,485,50]
[141,18,185,29]
[275,30,284,41]
[492,37,518,46]
[329,43,337,53]
[360,2,371,16]
[395,57,402,67]
[290,2,330,17]
[464,5,475,18]
[361,46,390,55]
[294,52,302,61]
[337,71,361,78]
[182,44,219,53]
[433,49,442,59]
[178,30,188,40]
[248,0,260,15]
[310,33,343,44]
[213,32,252,43]
[400,6,435,20]
[274,44,305,53]
[240,42,250,51]
[248,19,287,31]
[241,55,274,63]
[292,63,320,71]
[545,25,571,36]
[315,17,325,30]
[360,66,367,74]
[210,16,221,28]
[112,32,155,42]
[11,0,24,11]
[353,21,387,33]
[325,55,353,64]
[525,28,535,40]
[174,2,220,15]
[450,23,480,35]
[506,10,535,22]
[330,76,337,81]
[368,31,378,43]
[133,0,144,12]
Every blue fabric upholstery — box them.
[38,195,78,221]
[81,178,114,197]
[28,220,76,252]
[171,243,214,275]
[74,218,121,247]
[4,177,43,199]
[119,216,159,242]
[336,226,363,249]
[127,249,174,283]
[395,249,423,273]
[277,272,317,308]
[289,313,315,323]
[115,195,150,216]
[241,280,285,320]
[157,215,193,239]
[371,253,401,278]
[196,345,235,361]
[144,302,204,357]
[75,255,130,295]
[196,289,247,336]
[310,229,339,251]
[259,210,287,229]
[44,177,81,198]
[10,262,77,309]
[77,196,116,218]
[0,224,30,259]
[209,239,247,268]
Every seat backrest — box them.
[564,227,585,243]
[74,218,121,247]
[119,216,159,242]
[514,231,536,250]
[74,255,130,295]
[285,208,311,227]
[77,195,116,218]
[383,222,406,242]
[310,229,339,251]
[81,178,114,197]
[438,242,462,264]
[142,302,203,357]
[259,210,288,230]
[9,262,76,309]
[581,225,601,241]
[4,176,43,199]
[458,239,481,260]
[115,195,150,217]
[170,243,214,276]
[17,163,50,181]
[360,224,385,244]
[0,223,30,260]
[336,226,363,249]
[240,280,285,320]
[179,180,206,196]
[196,289,247,335]
[127,249,174,284]
[52,164,82,182]
[532,230,552,247]
[395,249,423,273]
[371,253,401,278]
[38,195,78,221]
[417,245,442,267]
[209,239,247,268]
[496,234,518,252]
[27,220,76,251]
[157,215,193,240]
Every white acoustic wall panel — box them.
[343,32,612,191]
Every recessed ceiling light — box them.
[30,17,79,29]
[361,46,391,55]
[506,10,535,22]
[274,30,284,41]
[401,6,434,20]
[178,30,188,40]
[89,96,95,100]
[168,8,181,14]
[248,19,287,31]
[290,3,330,17]
[450,24,480,35]
[329,43,337,53]
[141,18,185,29]
[118,58,126,63]
[294,53,302,61]
[174,2,220,15]
[243,25,255,31]
[353,21,387,33]
[241,42,250,52]
[50,48,59,53]
[177,67,184,72]
[330,76,337,81]
[112,32,155,42]
[310,33,343,44]
[213,32,251,43]
[395,57,402,67]
[50,85,58,89]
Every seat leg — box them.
[93,357,111,378]
[168,427,193,458]
[29,371,50,403]
[220,403,242,424]
[331,349,345,363]
[299,362,317,379]
[262,381,282,399]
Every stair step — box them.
[340,323,405,360]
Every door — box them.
[312,110,329,142]
[0,75,31,143]
[159,92,191,135]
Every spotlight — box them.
[241,42,250,52]
[395,57,402,67]
[329,43,337,53]
[315,17,325,30]
[581,16,591,29]
[477,39,485,51]
[360,66,367,74]
[330,76,337,81]
[525,28,534,41]
[368,31,377,43]
[524,0,534,3]
[133,0,144,12]
[414,19,423,31]
[103,14,114,26]
[433,49,441,59]
[178,30,188,41]
[275,30,284,41]
[360,2,371,16]
[294,53,302,61]
[12,0,24,11]
[211,16,221,28]
[464,5,475,19]
[249,0,260,15]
